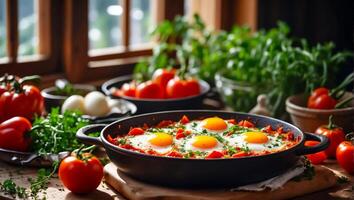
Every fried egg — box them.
[129,132,173,154]
[185,117,230,134]
[225,131,285,152]
[183,135,224,152]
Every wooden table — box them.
[0,159,353,200]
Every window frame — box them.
[63,0,184,83]
[0,0,62,76]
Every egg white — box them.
[225,134,286,152]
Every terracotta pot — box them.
[286,93,354,133]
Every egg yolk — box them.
[192,135,218,149]
[149,132,173,147]
[202,117,227,131]
[244,132,269,144]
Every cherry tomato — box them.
[238,120,255,128]
[336,141,354,174]
[315,125,345,158]
[116,82,136,97]
[206,151,224,159]
[59,153,103,194]
[136,81,164,99]
[0,85,44,122]
[305,141,327,165]
[0,117,32,152]
[307,87,337,109]
[166,77,200,98]
[152,69,176,95]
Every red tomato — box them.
[116,82,136,97]
[0,117,32,152]
[0,85,44,122]
[166,77,200,98]
[238,120,255,128]
[206,151,224,159]
[166,77,187,98]
[336,141,354,174]
[59,153,103,194]
[307,87,337,109]
[305,141,327,165]
[315,126,345,158]
[127,128,145,136]
[152,69,176,93]
[185,79,200,96]
[136,81,164,99]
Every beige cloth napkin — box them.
[232,158,306,191]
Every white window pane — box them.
[89,0,122,50]
[130,0,152,45]
[18,0,38,56]
[0,0,7,58]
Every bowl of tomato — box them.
[101,73,210,113]
[286,92,354,133]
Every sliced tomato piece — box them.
[226,119,236,124]
[127,128,145,136]
[206,151,224,159]
[305,141,327,165]
[180,115,190,124]
[167,151,183,158]
[232,151,248,158]
[238,120,255,128]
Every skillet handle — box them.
[295,132,329,155]
[76,124,106,146]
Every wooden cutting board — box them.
[103,163,338,200]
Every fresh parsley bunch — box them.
[29,108,90,155]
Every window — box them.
[0,0,60,76]
[0,0,6,59]
[0,0,184,83]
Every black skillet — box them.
[76,110,329,188]
[101,75,210,114]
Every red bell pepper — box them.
[0,117,32,152]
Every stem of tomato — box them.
[327,115,336,130]
[11,75,41,93]
[19,75,41,86]
[73,145,96,160]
